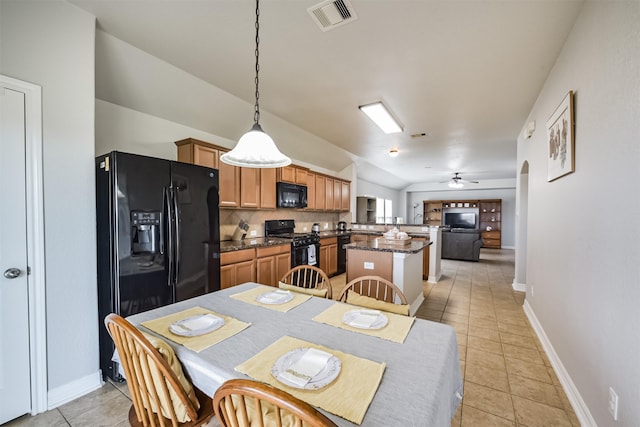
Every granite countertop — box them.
[344,238,431,254]
[350,230,430,238]
[220,237,292,253]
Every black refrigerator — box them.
[96,151,220,381]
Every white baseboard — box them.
[47,371,103,410]
[522,301,597,427]
[428,271,442,283]
[409,293,425,317]
[512,280,526,292]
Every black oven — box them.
[291,239,320,268]
[265,219,320,268]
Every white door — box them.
[0,86,32,423]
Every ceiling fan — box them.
[440,172,479,188]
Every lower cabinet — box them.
[412,237,430,280]
[220,249,256,289]
[319,237,338,277]
[256,244,291,287]
[481,230,501,249]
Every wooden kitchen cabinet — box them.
[333,179,341,211]
[176,138,281,209]
[319,237,338,277]
[220,249,256,289]
[256,244,291,287]
[412,237,431,280]
[315,175,326,210]
[240,167,260,208]
[260,168,276,209]
[306,171,316,210]
[176,138,219,168]
[341,180,350,211]
[218,159,240,208]
[325,177,334,211]
[277,165,308,185]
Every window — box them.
[376,198,393,224]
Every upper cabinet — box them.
[175,138,275,209]
[276,165,308,185]
[176,138,350,212]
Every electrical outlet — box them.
[609,387,619,420]
[249,230,257,237]
[364,262,375,270]
[324,223,329,229]
[421,227,428,232]
[368,225,374,230]
[303,226,307,231]
[250,239,257,245]
[531,285,534,297]
[352,224,359,229]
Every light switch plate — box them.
[250,230,257,236]
[421,227,428,232]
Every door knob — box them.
[3,268,21,279]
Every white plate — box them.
[342,309,389,330]
[169,314,225,337]
[256,290,294,305]
[272,348,341,390]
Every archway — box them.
[513,161,529,292]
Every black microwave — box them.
[277,182,307,208]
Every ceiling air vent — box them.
[308,0,358,32]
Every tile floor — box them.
[7,249,579,427]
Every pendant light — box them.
[220,0,291,168]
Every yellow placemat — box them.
[312,302,415,343]
[235,336,385,425]
[229,285,312,312]
[141,307,250,353]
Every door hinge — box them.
[27,266,32,275]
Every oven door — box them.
[291,243,320,268]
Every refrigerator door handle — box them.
[164,186,175,287]
[172,184,181,285]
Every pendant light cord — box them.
[253,0,261,126]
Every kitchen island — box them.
[344,239,431,315]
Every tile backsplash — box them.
[220,209,351,241]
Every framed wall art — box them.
[546,90,575,181]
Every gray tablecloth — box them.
[128,283,463,426]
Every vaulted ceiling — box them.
[70,0,584,189]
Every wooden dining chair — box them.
[279,265,333,299]
[337,275,410,315]
[213,379,337,427]
[104,313,215,427]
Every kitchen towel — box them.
[307,244,317,266]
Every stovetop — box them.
[265,220,320,247]
[266,231,320,247]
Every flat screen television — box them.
[444,212,476,229]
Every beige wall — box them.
[517,2,640,425]
[0,0,99,399]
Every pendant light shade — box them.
[220,0,291,168]
[220,124,291,168]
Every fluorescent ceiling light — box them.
[359,102,403,134]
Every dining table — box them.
[127,282,463,426]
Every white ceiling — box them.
[70,0,584,189]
